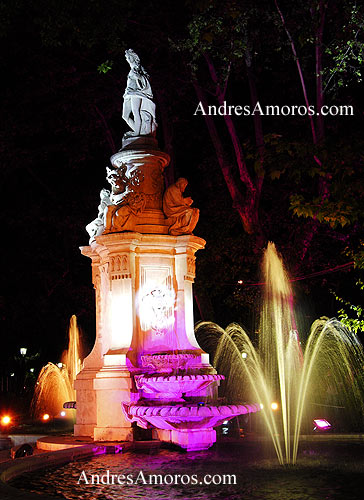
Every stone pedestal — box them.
[107,139,171,234]
[74,232,208,440]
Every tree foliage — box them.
[1,0,364,357]
[332,280,364,334]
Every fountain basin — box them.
[122,402,260,431]
[134,373,224,398]
[140,354,197,373]
[123,402,260,450]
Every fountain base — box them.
[74,362,133,441]
[157,428,216,451]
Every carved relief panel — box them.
[138,264,175,338]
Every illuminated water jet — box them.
[31,315,82,420]
[61,314,82,391]
[196,242,364,464]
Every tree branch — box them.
[274,0,317,144]
[94,105,116,153]
[203,53,256,194]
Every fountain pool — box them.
[9,439,364,500]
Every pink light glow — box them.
[138,284,175,335]
[313,418,331,430]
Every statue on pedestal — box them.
[86,49,199,240]
[122,49,157,138]
[163,178,199,235]
[78,48,252,454]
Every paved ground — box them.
[0,434,161,500]
[0,448,44,463]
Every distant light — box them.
[241,352,247,359]
[237,280,243,285]
[271,402,279,411]
[1,415,11,425]
[20,347,27,356]
[57,363,63,369]
[313,418,331,431]
[260,403,264,409]
[60,411,66,417]
[223,420,229,424]
[42,413,50,421]
[30,368,35,373]
[10,373,15,377]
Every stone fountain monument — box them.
[74,49,259,451]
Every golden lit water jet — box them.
[195,242,364,465]
[61,314,82,392]
[31,315,83,420]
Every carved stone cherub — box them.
[106,164,129,203]
[86,188,112,242]
[103,163,146,234]
[163,178,199,235]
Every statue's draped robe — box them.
[123,70,157,136]
[163,185,199,236]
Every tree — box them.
[174,1,270,247]
[1,0,363,331]
[277,0,364,268]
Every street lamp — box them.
[20,347,27,356]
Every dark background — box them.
[1,0,363,384]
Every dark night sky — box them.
[1,0,363,371]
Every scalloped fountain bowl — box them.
[127,349,261,450]
[140,354,197,374]
[123,402,260,451]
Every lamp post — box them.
[19,347,28,394]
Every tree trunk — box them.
[192,78,257,234]
[196,55,264,244]
[245,50,265,249]
[274,0,317,145]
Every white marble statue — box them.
[122,49,157,137]
[163,178,200,236]
[86,188,112,242]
